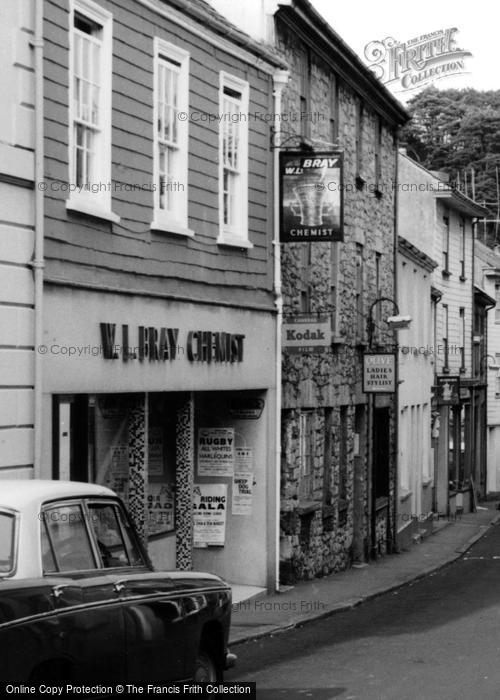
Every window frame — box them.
[459,217,466,280]
[442,213,450,274]
[151,38,191,236]
[459,307,466,372]
[67,0,118,223]
[442,303,449,371]
[218,72,250,248]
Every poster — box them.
[148,425,164,476]
[280,151,343,242]
[233,447,253,515]
[232,472,253,515]
[193,483,227,547]
[235,447,253,473]
[147,482,175,535]
[197,427,235,477]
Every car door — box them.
[39,500,127,682]
[116,572,187,682]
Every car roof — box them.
[0,479,116,512]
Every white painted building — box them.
[0,0,37,477]
[398,153,488,515]
[474,240,500,495]
[395,235,437,547]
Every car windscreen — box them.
[0,513,15,575]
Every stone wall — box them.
[277,18,398,582]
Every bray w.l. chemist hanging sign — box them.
[280,151,343,242]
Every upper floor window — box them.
[219,73,250,247]
[68,0,116,222]
[355,99,364,184]
[442,212,450,274]
[152,39,190,235]
[459,217,466,279]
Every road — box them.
[227,522,500,699]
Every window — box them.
[300,244,312,313]
[442,303,449,370]
[442,213,450,273]
[375,252,382,322]
[330,242,339,335]
[355,243,364,340]
[0,513,15,575]
[299,411,314,501]
[152,39,190,235]
[88,502,144,567]
[495,285,500,324]
[219,73,249,246]
[459,218,466,279]
[42,503,96,573]
[299,51,310,140]
[374,115,382,193]
[459,307,465,371]
[329,73,338,143]
[355,99,364,183]
[68,0,116,221]
[339,406,348,504]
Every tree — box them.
[401,88,500,230]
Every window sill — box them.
[66,198,120,224]
[296,500,322,515]
[399,489,412,503]
[442,269,451,279]
[459,275,467,282]
[151,219,194,237]
[217,234,253,249]
[422,478,433,487]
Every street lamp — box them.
[368,296,412,347]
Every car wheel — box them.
[193,650,218,682]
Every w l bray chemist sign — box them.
[99,323,244,364]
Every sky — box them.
[310,0,498,102]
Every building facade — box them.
[398,154,488,516]
[474,240,500,496]
[395,235,437,548]
[22,0,288,590]
[0,0,38,477]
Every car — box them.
[0,479,236,684]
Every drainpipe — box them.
[272,69,289,592]
[32,2,45,476]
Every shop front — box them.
[41,285,277,590]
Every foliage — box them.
[401,87,500,221]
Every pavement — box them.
[229,504,500,646]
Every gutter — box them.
[272,69,290,592]
[31,3,45,476]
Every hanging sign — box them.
[280,151,343,242]
[363,353,396,393]
[193,483,227,547]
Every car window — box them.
[42,504,97,573]
[0,513,15,574]
[88,503,145,568]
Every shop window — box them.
[52,393,177,539]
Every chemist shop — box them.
[41,286,277,589]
